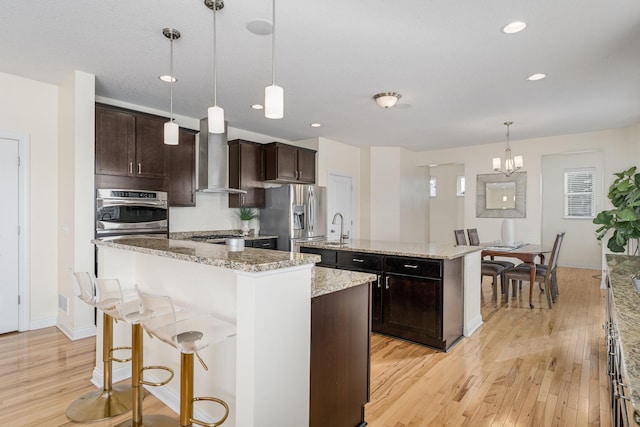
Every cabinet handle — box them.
[352,258,365,263]
[137,163,141,174]
[261,243,270,247]
[129,162,133,174]
[385,276,390,289]
[404,264,419,269]
[376,275,382,288]
[241,194,245,206]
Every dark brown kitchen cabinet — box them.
[310,283,370,427]
[228,139,265,208]
[95,105,135,177]
[166,128,196,206]
[95,104,167,181]
[263,142,316,184]
[250,238,277,249]
[300,246,463,351]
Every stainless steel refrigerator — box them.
[260,184,327,251]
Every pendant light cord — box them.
[213,3,218,106]
[271,0,276,85]
[169,34,174,121]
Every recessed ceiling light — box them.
[502,21,527,34]
[246,19,272,35]
[527,73,547,81]
[159,75,177,83]
[310,123,321,128]
[251,104,264,110]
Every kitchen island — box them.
[299,239,482,350]
[93,237,374,427]
[605,254,640,426]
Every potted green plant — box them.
[238,208,258,236]
[593,166,640,253]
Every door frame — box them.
[1,131,30,331]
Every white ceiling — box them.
[3,1,640,150]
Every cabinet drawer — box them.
[301,247,337,266]
[251,238,277,249]
[385,256,442,278]
[337,251,383,272]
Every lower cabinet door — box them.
[384,274,442,341]
[371,274,384,329]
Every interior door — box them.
[0,137,20,333]
[327,173,353,241]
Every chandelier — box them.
[492,121,523,176]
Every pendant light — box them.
[162,28,181,145]
[492,121,523,176]
[205,0,225,134]
[265,0,283,119]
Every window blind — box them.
[564,168,595,218]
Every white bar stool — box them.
[66,272,134,422]
[137,288,236,427]
[92,278,178,427]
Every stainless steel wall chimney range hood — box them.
[197,118,247,194]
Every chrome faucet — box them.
[331,212,349,245]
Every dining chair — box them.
[455,229,506,300]
[466,228,515,293]
[504,232,564,308]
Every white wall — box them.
[413,125,640,268]
[57,71,96,338]
[0,72,59,328]
[428,164,465,245]
[368,147,428,243]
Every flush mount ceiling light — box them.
[265,0,284,119]
[205,0,225,134]
[502,21,527,34]
[162,27,181,145]
[527,73,547,81]
[373,92,401,108]
[492,121,523,176]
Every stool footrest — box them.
[191,396,230,427]
[140,365,175,387]
[110,345,133,363]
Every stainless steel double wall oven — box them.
[95,189,168,239]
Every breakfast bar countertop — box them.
[607,254,640,416]
[298,238,482,260]
[94,236,320,273]
[312,267,376,298]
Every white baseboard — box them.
[56,323,96,341]
[91,363,132,388]
[463,315,483,337]
[29,316,57,331]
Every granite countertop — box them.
[606,254,640,412]
[298,238,481,260]
[311,267,376,298]
[170,230,278,243]
[94,236,319,273]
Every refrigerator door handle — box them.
[308,186,315,233]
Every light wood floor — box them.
[0,267,609,427]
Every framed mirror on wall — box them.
[476,172,526,218]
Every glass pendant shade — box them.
[492,157,501,170]
[208,105,225,134]
[164,121,179,145]
[265,84,284,119]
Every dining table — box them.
[481,243,553,309]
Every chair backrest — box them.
[137,287,179,345]
[454,229,467,245]
[72,272,98,306]
[543,232,565,282]
[95,278,126,319]
[467,228,480,246]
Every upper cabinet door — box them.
[297,148,316,183]
[228,139,266,208]
[167,129,196,206]
[264,142,316,184]
[95,106,135,176]
[135,115,167,180]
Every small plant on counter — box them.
[594,166,640,253]
[238,208,258,221]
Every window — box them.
[429,177,437,198]
[564,168,595,218]
[456,176,465,197]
